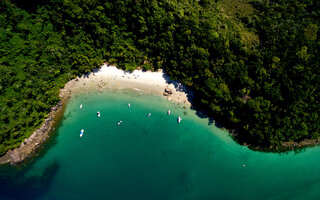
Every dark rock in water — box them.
[163,88,173,96]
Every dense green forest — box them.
[0,0,319,155]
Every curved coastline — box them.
[2,65,318,165]
[0,64,193,165]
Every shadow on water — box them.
[0,161,59,200]
[15,110,63,167]
[161,72,320,154]
[0,111,64,200]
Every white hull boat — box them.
[80,129,84,137]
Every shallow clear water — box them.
[1,90,320,200]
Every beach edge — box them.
[0,64,193,165]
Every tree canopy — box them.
[0,0,320,155]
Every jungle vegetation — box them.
[0,0,319,155]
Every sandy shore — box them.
[0,65,193,165]
[64,65,193,106]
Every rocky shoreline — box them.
[0,65,192,165]
[237,136,320,152]
[274,139,320,152]
[0,85,72,165]
[2,64,318,165]
[225,128,320,153]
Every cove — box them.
[1,90,320,200]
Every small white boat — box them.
[80,104,83,109]
[80,129,84,137]
[148,113,151,117]
[97,112,100,118]
[118,121,123,125]
[128,103,131,107]
[177,116,182,123]
[167,110,171,115]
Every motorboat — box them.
[80,104,83,109]
[118,121,123,125]
[97,112,100,118]
[167,110,171,115]
[128,103,131,107]
[177,116,182,123]
[80,129,84,137]
[148,113,151,117]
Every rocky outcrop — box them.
[0,90,69,165]
[0,65,194,165]
[163,88,173,96]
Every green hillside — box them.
[0,0,320,155]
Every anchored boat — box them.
[177,116,182,123]
[80,129,84,137]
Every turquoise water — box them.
[1,89,320,200]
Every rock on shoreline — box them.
[0,64,193,165]
[1,64,319,164]
[0,93,69,165]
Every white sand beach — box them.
[0,64,193,164]
[62,64,193,107]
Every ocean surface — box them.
[1,89,320,200]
